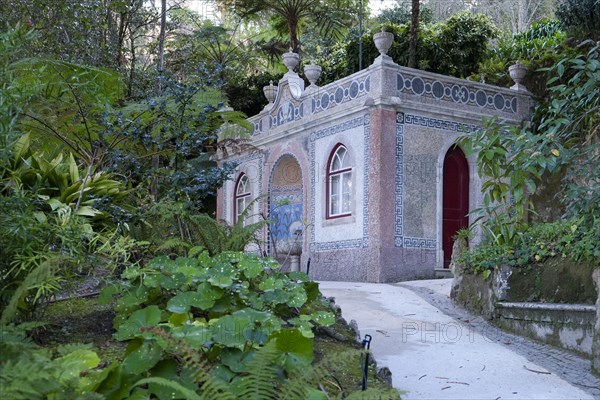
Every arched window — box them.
[327,144,352,218]
[234,174,251,224]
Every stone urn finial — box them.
[373,28,394,56]
[282,49,300,73]
[509,61,528,92]
[263,80,277,104]
[304,63,322,87]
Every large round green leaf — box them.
[270,329,313,372]
[166,284,222,313]
[237,256,264,279]
[286,285,308,307]
[171,324,212,348]
[116,306,162,341]
[208,262,235,288]
[211,315,250,348]
[123,339,162,375]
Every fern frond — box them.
[188,246,205,258]
[232,341,280,399]
[156,237,191,253]
[145,327,236,400]
[179,346,235,400]
[189,214,225,256]
[1,259,57,324]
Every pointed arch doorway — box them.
[442,146,469,268]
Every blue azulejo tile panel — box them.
[269,203,303,241]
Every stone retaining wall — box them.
[495,302,595,356]
[450,263,600,375]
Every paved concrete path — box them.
[319,279,599,400]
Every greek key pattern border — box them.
[394,113,404,247]
[404,113,481,134]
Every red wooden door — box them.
[443,146,469,268]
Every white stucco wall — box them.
[312,122,366,244]
[223,157,263,225]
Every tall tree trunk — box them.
[157,0,167,93]
[408,0,420,69]
[127,27,136,98]
[152,0,167,201]
[288,18,299,54]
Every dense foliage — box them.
[475,19,571,95]
[317,12,498,84]
[556,0,600,40]
[459,219,600,276]
[458,42,600,274]
[2,0,600,396]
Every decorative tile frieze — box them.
[310,238,368,252]
[394,113,404,247]
[396,71,518,114]
[250,73,370,136]
[404,113,481,134]
[403,237,437,249]
[311,76,371,114]
[310,117,365,142]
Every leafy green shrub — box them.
[342,12,497,78]
[458,242,516,277]
[137,200,267,257]
[474,19,570,95]
[93,251,362,397]
[540,45,600,221]
[459,218,600,275]
[434,12,498,77]
[376,3,434,25]
[0,134,141,323]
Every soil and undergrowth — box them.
[28,282,395,398]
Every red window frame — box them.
[326,144,352,219]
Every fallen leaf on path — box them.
[523,365,551,375]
